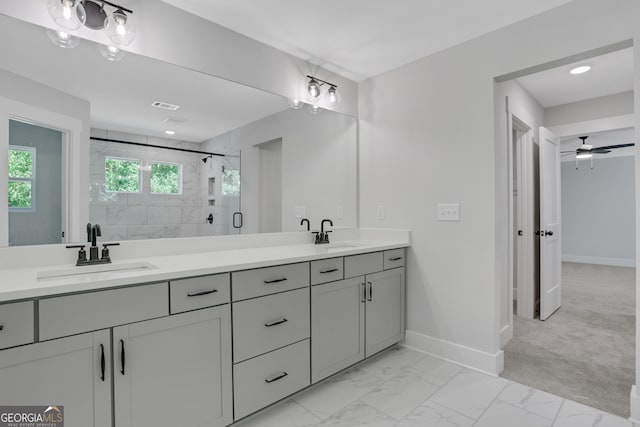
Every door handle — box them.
[545,231,554,236]
[120,339,126,376]
[367,281,373,302]
[517,230,523,236]
[100,344,105,382]
[232,212,243,229]
[361,283,366,303]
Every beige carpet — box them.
[501,262,635,418]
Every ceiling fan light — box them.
[576,152,593,159]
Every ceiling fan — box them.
[561,136,635,159]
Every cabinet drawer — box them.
[344,252,383,278]
[232,263,309,301]
[311,257,344,285]
[383,249,405,270]
[233,288,309,363]
[0,301,34,350]
[170,273,230,314]
[233,339,310,420]
[39,283,168,341]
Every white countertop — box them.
[0,238,408,302]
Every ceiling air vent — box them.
[151,101,180,111]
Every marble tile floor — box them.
[235,346,632,427]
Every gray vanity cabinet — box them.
[311,250,406,383]
[0,329,112,427]
[113,306,232,427]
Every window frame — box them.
[104,156,142,194]
[150,161,183,195]
[8,145,36,212]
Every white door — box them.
[539,127,562,320]
[114,306,233,427]
[365,268,405,356]
[0,330,112,427]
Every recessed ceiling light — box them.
[164,130,176,135]
[569,65,591,75]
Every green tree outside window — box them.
[8,146,35,209]
[151,162,181,194]
[105,157,141,192]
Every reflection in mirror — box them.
[0,14,357,245]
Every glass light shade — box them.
[576,152,593,159]
[104,9,136,46]
[307,104,322,115]
[288,98,303,109]
[326,86,340,107]
[48,0,86,31]
[99,44,126,61]
[47,28,81,48]
[307,79,321,100]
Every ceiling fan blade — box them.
[593,143,635,150]
[591,149,611,154]
[560,150,576,153]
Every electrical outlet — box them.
[336,206,344,219]
[376,205,385,220]
[437,203,460,221]
[295,206,306,218]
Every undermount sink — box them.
[318,242,362,252]
[37,261,158,281]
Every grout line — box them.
[550,399,566,426]
[468,378,509,426]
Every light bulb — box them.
[47,0,86,31]
[327,86,340,107]
[576,152,593,159]
[288,98,303,109]
[105,9,136,46]
[307,79,321,99]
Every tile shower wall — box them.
[89,129,223,241]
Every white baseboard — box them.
[629,386,640,425]
[403,330,504,376]
[562,254,635,268]
[500,324,513,348]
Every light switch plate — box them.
[437,203,460,221]
[336,206,344,219]
[376,205,385,220]
[295,206,306,218]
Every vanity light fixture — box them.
[47,0,136,51]
[307,104,322,115]
[305,75,340,107]
[47,28,81,48]
[569,65,591,75]
[98,43,125,61]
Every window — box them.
[8,145,35,211]
[150,162,182,194]
[105,157,141,193]
[222,167,240,196]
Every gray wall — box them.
[9,120,62,246]
[561,156,635,265]
[545,91,634,128]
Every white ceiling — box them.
[0,15,288,143]
[516,48,635,108]
[560,128,635,162]
[160,0,574,82]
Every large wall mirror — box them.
[0,14,357,246]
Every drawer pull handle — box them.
[100,344,106,382]
[265,371,288,383]
[187,289,218,297]
[389,257,403,261]
[320,268,339,274]
[264,318,288,327]
[264,277,287,284]
[120,339,126,376]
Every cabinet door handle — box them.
[367,281,373,302]
[0,325,4,331]
[265,371,288,383]
[120,339,126,376]
[320,268,339,274]
[361,283,366,303]
[100,344,105,382]
[264,277,287,284]
[264,318,288,327]
[187,289,218,297]
[388,257,403,261]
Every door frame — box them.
[0,96,83,246]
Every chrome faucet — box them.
[314,219,333,244]
[67,223,119,266]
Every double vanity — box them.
[0,232,408,427]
